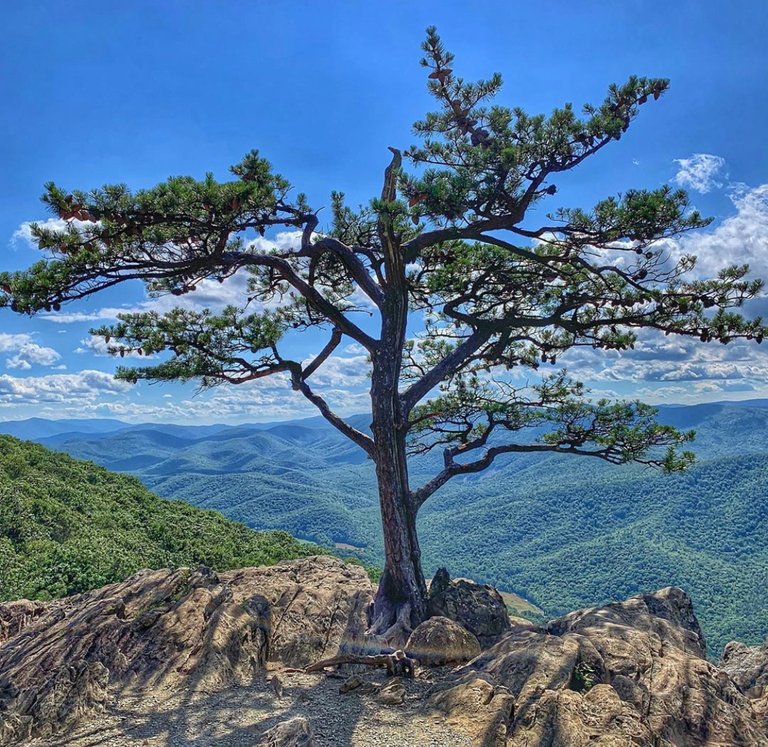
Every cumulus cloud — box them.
[514,182,768,399]
[673,153,727,193]
[6,346,61,370]
[0,334,32,353]
[658,182,768,280]
[0,370,130,404]
[301,353,370,389]
[11,217,96,250]
[0,333,61,370]
[559,327,768,399]
[18,373,372,424]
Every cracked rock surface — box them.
[4,559,768,746]
[0,557,371,744]
[430,587,768,746]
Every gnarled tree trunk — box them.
[368,425,428,642]
[367,337,428,644]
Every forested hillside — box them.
[0,435,324,601]
[3,401,768,654]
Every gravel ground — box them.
[26,665,473,747]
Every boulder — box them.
[376,678,406,705]
[222,555,373,667]
[427,568,511,647]
[257,716,317,747]
[0,599,54,642]
[427,587,768,746]
[406,615,481,666]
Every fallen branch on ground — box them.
[301,649,416,678]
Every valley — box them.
[3,399,767,655]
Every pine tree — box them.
[3,28,765,642]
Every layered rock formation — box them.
[429,586,768,746]
[3,559,768,747]
[221,555,373,667]
[0,556,372,744]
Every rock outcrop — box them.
[406,616,482,666]
[428,587,768,746]
[427,568,511,647]
[5,559,768,747]
[222,555,373,667]
[0,556,373,744]
[720,639,768,725]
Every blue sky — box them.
[1,1,767,423]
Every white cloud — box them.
[0,333,61,370]
[11,217,95,249]
[39,310,121,324]
[509,183,768,399]
[36,274,253,325]
[343,342,365,355]
[302,354,370,388]
[659,182,768,280]
[561,327,768,396]
[0,334,31,353]
[27,375,373,424]
[0,370,130,404]
[672,153,727,193]
[6,345,61,370]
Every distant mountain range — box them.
[2,399,768,655]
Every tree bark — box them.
[368,345,428,644]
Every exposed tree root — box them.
[367,599,415,648]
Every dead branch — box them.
[303,649,416,678]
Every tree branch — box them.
[412,440,662,510]
[298,236,384,309]
[290,372,374,456]
[232,252,379,350]
[302,327,343,380]
[401,328,491,413]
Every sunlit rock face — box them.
[221,555,373,668]
[4,562,768,747]
[428,587,768,747]
[406,615,482,666]
[720,639,768,728]
[0,556,373,744]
